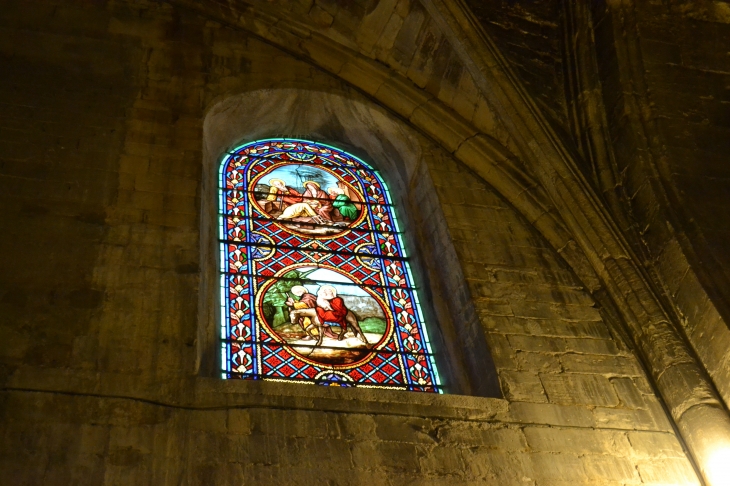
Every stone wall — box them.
[0,0,706,484]
[1,380,698,485]
[463,0,568,133]
[0,0,143,374]
[416,148,698,484]
[586,0,730,410]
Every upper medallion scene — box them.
[250,162,365,237]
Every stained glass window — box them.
[219,139,442,392]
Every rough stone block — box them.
[637,458,700,485]
[464,450,535,482]
[508,402,594,427]
[339,56,390,95]
[375,74,432,118]
[628,431,686,458]
[308,4,334,27]
[350,441,422,472]
[560,354,640,375]
[524,426,631,455]
[450,72,479,121]
[439,424,526,450]
[248,409,331,438]
[500,370,548,402]
[515,351,563,373]
[564,337,621,356]
[531,453,589,481]
[418,445,466,476]
[583,455,640,482]
[130,191,164,211]
[374,415,436,443]
[477,299,514,317]
[541,373,620,407]
[512,302,602,321]
[189,410,228,433]
[593,407,671,432]
[78,423,112,457]
[611,377,648,409]
[508,335,566,353]
[534,320,611,340]
[334,413,376,440]
[287,436,354,467]
[227,410,251,435]
[484,332,517,370]
[119,154,150,175]
[482,316,611,340]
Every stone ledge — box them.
[4,367,508,422]
[198,377,510,421]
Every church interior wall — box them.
[1,0,722,484]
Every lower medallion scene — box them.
[258,266,390,366]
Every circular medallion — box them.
[255,263,393,369]
[249,161,367,238]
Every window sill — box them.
[5,367,507,422]
[196,377,508,421]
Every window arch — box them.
[219,138,441,392]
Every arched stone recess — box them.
[200,88,502,397]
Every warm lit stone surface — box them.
[2,0,727,484]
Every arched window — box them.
[219,139,441,392]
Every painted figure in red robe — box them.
[286,285,338,340]
[316,285,368,344]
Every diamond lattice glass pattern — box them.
[219,139,441,392]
